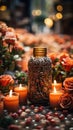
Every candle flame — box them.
[54,80,57,89]
[19,84,22,88]
[54,87,57,93]
[54,80,57,85]
[9,90,12,97]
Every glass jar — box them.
[28,47,52,105]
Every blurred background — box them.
[0,0,73,34]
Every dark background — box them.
[0,0,73,34]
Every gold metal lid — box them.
[33,47,47,57]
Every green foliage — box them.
[0,36,24,75]
[15,71,28,85]
[52,58,73,83]
[0,115,14,129]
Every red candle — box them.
[49,87,63,108]
[4,90,19,112]
[14,84,28,105]
[52,80,62,91]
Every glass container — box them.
[28,47,52,105]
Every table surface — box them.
[0,103,73,130]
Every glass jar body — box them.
[28,56,52,105]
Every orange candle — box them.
[14,84,28,105]
[49,87,63,108]
[52,80,62,91]
[4,90,19,112]
[0,101,4,115]
[0,94,4,115]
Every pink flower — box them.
[3,27,17,45]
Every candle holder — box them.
[4,91,19,112]
[14,84,28,105]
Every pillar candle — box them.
[14,84,28,105]
[49,87,63,108]
[4,90,19,112]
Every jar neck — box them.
[33,47,47,57]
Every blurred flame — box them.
[57,5,63,12]
[32,9,42,16]
[9,90,12,97]
[44,18,53,28]
[54,87,57,93]
[0,5,7,11]
[56,13,63,19]
[19,84,22,88]
[54,80,57,85]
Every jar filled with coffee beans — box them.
[28,47,52,105]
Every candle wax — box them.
[4,93,19,112]
[49,91,63,108]
[14,86,27,105]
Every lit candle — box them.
[52,80,62,91]
[4,90,19,112]
[49,87,63,108]
[14,84,28,105]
